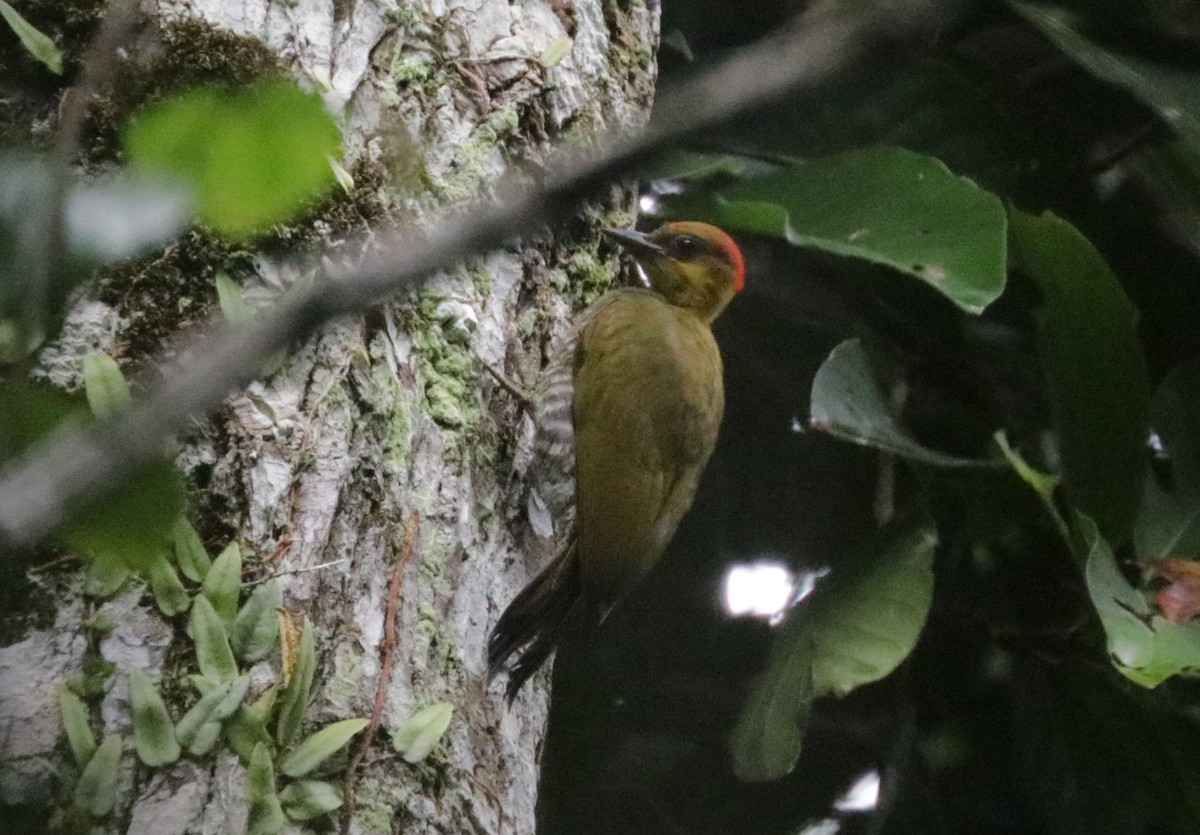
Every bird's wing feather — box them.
[572,290,723,608]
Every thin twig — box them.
[0,5,927,549]
[242,557,350,587]
[341,511,420,834]
[478,355,533,405]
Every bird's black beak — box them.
[602,227,666,258]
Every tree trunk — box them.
[0,1,660,832]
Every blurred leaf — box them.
[1082,514,1200,686]
[58,686,96,768]
[202,542,242,624]
[190,596,239,682]
[146,553,190,616]
[0,382,80,461]
[279,717,368,777]
[731,519,937,781]
[1136,360,1200,557]
[0,381,182,573]
[81,353,130,419]
[129,668,180,767]
[539,36,574,67]
[682,146,1007,313]
[0,159,188,344]
[173,517,212,582]
[215,272,252,328]
[390,703,453,764]
[647,149,774,183]
[810,338,999,466]
[175,675,248,749]
[73,734,122,816]
[0,0,62,73]
[62,457,185,574]
[276,617,315,748]
[231,580,282,663]
[279,779,343,821]
[1009,209,1151,544]
[124,80,342,236]
[1012,1,1200,147]
[246,742,285,835]
[62,174,191,261]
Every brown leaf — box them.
[1151,559,1200,624]
[278,608,301,682]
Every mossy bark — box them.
[0,1,660,832]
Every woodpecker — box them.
[488,221,746,700]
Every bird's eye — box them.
[669,235,707,259]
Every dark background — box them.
[538,2,1200,833]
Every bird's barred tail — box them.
[487,534,583,702]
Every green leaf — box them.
[173,517,212,582]
[215,272,253,328]
[124,80,342,236]
[810,338,1001,466]
[190,595,239,682]
[81,353,131,419]
[684,146,1007,313]
[1009,209,1151,543]
[73,734,122,816]
[731,518,937,782]
[279,717,368,777]
[58,686,97,768]
[0,0,62,74]
[188,721,223,756]
[275,618,315,748]
[128,668,180,767]
[280,779,343,821]
[390,703,453,764]
[202,542,242,625]
[225,686,277,763]
[1082,514,1200,686]
[146,553,190,616]
[189,674,220,696]
[1136,360,1200,557]
[730,639,813,784]
[175,675,249,749]
[246,742,285,835]
[231,580,282,663]
[1011,1,1200,148]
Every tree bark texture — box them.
[0,1,660,832]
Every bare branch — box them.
[0,5,925,548]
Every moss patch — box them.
[92,230,255,360]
